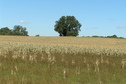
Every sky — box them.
[0,0,126,37]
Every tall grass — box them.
[0,36,126,84]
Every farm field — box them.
[0,36,126,84]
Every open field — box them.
[0,36,126,84]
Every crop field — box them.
[0,36,126,84]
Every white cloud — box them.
[117,25,126,28]
[19,20,28,24]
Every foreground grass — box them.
[0,52,126,84]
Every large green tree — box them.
[54,16,82,36]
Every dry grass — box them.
[0,36,126,55]
[0,36,126,84]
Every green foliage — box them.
[107,35,117,38]
[13,25,28,36]
[35,34,40,37]
[118,37,124,39]
[90,35,125,39]
[54,16,82,36]
[0,27,13,35]
[0,25,28,36]
[107,35,125,39]
[92,35,99,37]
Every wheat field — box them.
[0,36,126,84]
[0,36,126,55]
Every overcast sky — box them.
[0,0,126,37]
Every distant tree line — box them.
[0,25,28,36]
[1,16,125,38]
[91,35,124,39]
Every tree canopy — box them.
[0,25,28,36]
[13,25,28,36]
[54,16,82,36]
[0,27,12,35]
